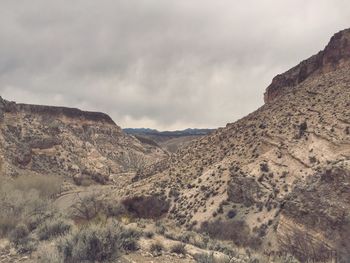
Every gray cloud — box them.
[0,0,349,130]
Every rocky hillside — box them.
[126,29,350,260]
[0,98,166,184]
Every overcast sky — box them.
[0,1,349,130]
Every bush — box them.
[37,217,72,240]
[70,193,127,222]
[70,192,104,221]
[194,253,215,263]
[0,177,57,236]
[9,224,37,254]
[9,224,29,245]
[118,228,141,252]
[122,195,170,219]
[58,221,139,262]
[14,235,38,254]
[144,231,154,239]
[227,210,236,219]
[150,241,164,256]
[200,220,250,246]
[37,246,62,263]
[170,243,186,255]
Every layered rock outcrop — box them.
[264,28,350,103]
[0,97,166,182]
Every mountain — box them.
[1,29,350,263]
[124,29,350,260]
[124,128,214,153]
[0,98,166,184]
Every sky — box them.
[0,1,349,130]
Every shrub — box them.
[194,252,215,263]
[122,195,170,219]
[37,217,72,240]
[170,243,186,255]
[206,239,237,258]
[144,231,154,239]
[37,245,62,263]
[150,241,164,256]
[14,235,38,254]
[9,224,29,245]
[57,220,139,262]
[9,224,37,254]
[70,193,127,222]
[70,192,104,221]
[298,121,308,137]
[260,162,269,172]
[0,177,56,236]
[199,220,250,246]
[119,228,141,252]
[227,210,236,219]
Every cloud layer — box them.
[0,0,349,130]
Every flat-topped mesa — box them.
[0,97,116,125]
[264,28,350,103]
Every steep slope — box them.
[126,29,350,258]
[0,98,166,183]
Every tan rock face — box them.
[264,28,350,103]
[0,98,166,183]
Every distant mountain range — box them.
[123,128,215,153]
[123,128,215,137]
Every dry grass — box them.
[11,175,63,198]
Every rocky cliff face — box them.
[125,29,350,259]
[0,98,166,183]
[264,28,350,103]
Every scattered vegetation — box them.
[170,242,186,255]
[122,195,170,219]
[58,220,140,262]
[200,220,252,247]
[70,192,127,222]
[37,217,72,240]
[194,252,216,263]
[0,176,60,240]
